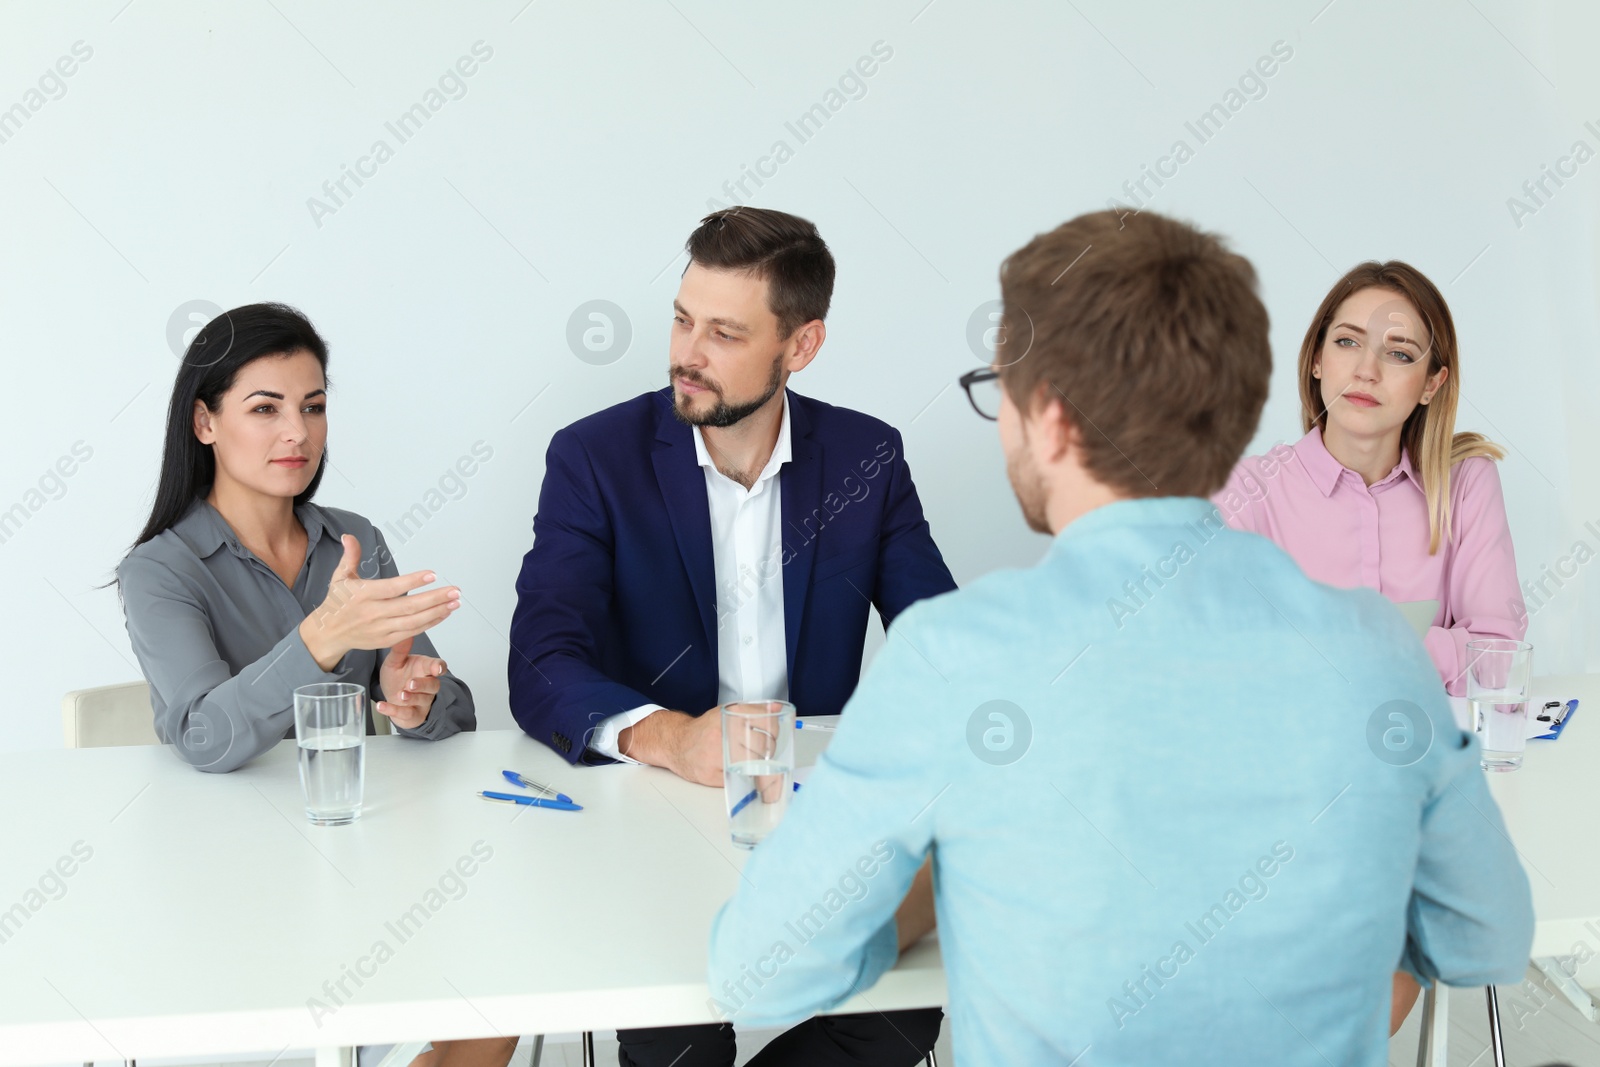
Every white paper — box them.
[1448,695,1561,739]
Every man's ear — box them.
[193,400,216,445]
[1030,388,1075,464]
[784,319,826,374]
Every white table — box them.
[1487,676,1600,1006]
[1413,673,1600,1063]
[7,679,1594,1067]
[0,728,945,1066]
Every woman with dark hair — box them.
[118,302,475,772]
[1214,262,1525,1034]
[117,304,514,1067]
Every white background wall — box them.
[1,0,1596,756]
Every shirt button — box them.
[743,635,754,646]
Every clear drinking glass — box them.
[723,700,795,849]
[294,682,366,824]
[1467,639,1534,772]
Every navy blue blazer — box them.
[509,387,956,764]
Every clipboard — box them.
[1531,699,1579,740]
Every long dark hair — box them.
[129,302,331,552]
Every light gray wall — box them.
[2,0,1596,754]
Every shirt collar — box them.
[691,391,792,485]
[170,497,329,559]
[298,503,331,549]
[1051,495,1226,548]
[1382,446,1420,490]
[1293,426,1346,498]
[1294,425,1420,496]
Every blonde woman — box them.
[1216,260,1524,693]
[1214,261,1526,1032]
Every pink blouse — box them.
[1213,427,1525,694]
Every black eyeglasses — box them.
[959,368,1001,420]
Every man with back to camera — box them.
[707,209,1535,1066]
[509,207,952,1066]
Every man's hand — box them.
[376,636,446,729]
[1390,971,1421,1035]
[619,706,724,786]
[895,857,937,953]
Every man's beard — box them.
[670,355,784,428]
[1006,443,1050,534]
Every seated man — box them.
[509,207,954,1066]
[708,209,1535,1066]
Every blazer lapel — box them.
[780,394,822,684]
[651,396,718,654]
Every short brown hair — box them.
[998,210,1270,497]
[686,207,835,339]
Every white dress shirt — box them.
[587,394,793,762]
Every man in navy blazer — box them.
[509,208,951,1066]
[510,386,951,763]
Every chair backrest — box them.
[61,680,392,749]
[61,680,161,749]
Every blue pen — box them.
[795,719,837,731]
[478,790,582,812]
[502,769,575,804]
[729,782,801,819]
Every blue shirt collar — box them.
[1050,495,1224,548]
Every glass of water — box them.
[1466,639,1534,772]
[723,700,795,849]
[294,682,366,824]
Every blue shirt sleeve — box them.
[1402,727,1535,986]
[707,605,943,1025]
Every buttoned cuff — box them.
[588,703,666,763]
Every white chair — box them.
[61,679,393,751]
[1413,985,1509,1067]
[61,681,160,749]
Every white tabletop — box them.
[5,678,1594,1063]
[1484,674,1600,961]
[0,727,945,1065]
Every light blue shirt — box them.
[708,496,1533,1067]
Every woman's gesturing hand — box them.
[377,636,446,729]
[299,535,460,671]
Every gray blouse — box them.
[117,499,474,772]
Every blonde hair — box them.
[1297,261,1503,554]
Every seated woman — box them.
[1214,261,1526,1034]
[117,302,513,1067]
